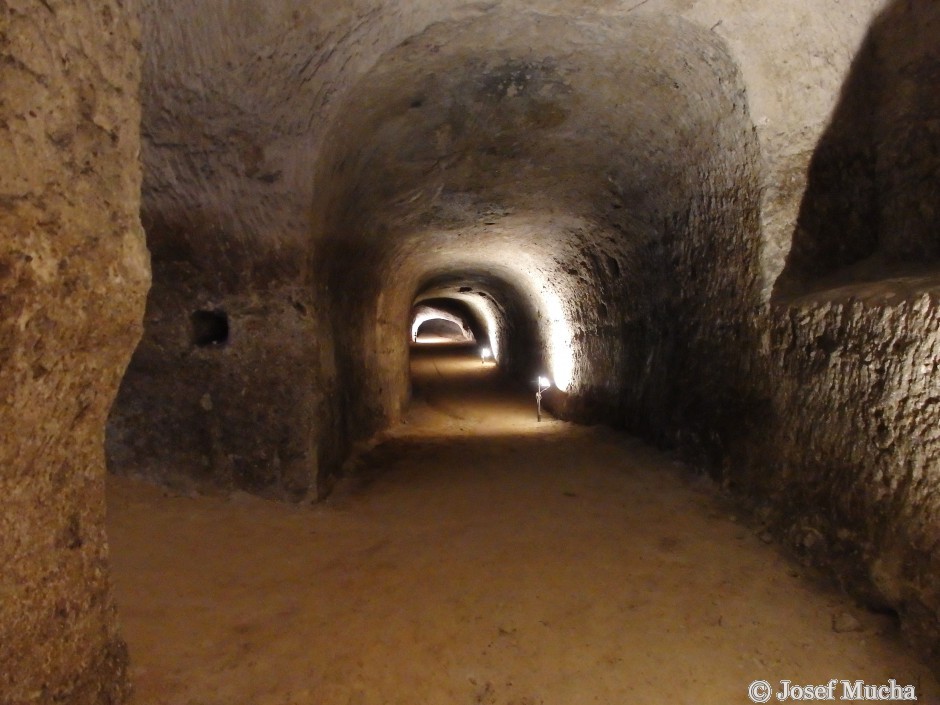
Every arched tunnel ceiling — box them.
[416,271,539,368]
[124,0,892,420]
[315,11,745,240]
[134,0,885,294]
[307,7,763,399]
[411,300,476,342]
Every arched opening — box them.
[410,303,476,344]
[310,8,764,477]
[414,316,469,343]
[10,1,940,702]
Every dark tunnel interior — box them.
[3,1,940,702]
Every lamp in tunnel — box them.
[536,375,551,422]
[480,346,491,365]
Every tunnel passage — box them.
[102,0,940,683]
[106,0,770,495]
[414,273,541,383]
[411,302,476,343]
[101,0,938,660]
[414,317,471,343]
[109,4,765,500]
[313,9,765,470]
[9,1,940,702]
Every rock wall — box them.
[107,264,333,499]
[106,198,339,499]
[728,0,940,664]
[638,29,765,456]
[0,1,148,703]
[103,0,940,668]
[779,0,940,293]
[750,289,940,662]
[874,1,940,263]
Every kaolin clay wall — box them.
[752,292,940,663]
[733,0,940,661]
[780,0,940,288]
[108,267,337,500]
[0,2,149,703]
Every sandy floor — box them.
[107,344,939,704]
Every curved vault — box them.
[23,1,935,692]
[313,7,763,455]
[411,303,474,343]
[111,3,765,500]
[415,270,544,380]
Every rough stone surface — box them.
[99,0,940,675]
[778,0,940,296]
[108,271,331,499]
[749,286,940,663]
[0,1,149,702]
[113,0,869,499]
[741,0,940,663]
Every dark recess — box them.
[191,309,229,347]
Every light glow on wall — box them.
[543,289,574,392]
[405,215,595,393]
[410,311,435,340]
[473,297,502,363]
[410,306,474,343]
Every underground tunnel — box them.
[2,0,940,703]
[411,306,474,345]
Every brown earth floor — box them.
[107,343,939,705]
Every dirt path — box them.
[107,344,938,705]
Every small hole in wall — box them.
[191,309,229,347]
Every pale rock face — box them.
[3,0,939,700]
[0,1,150,703]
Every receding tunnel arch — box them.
[13,2,940,700]
[312,5,765,455]
[414,316,472,342]
[411,301,476,343]
[413,270,545,382]
[113,1,766,501]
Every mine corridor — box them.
[3,1,940,704]
[105,344,939,703]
